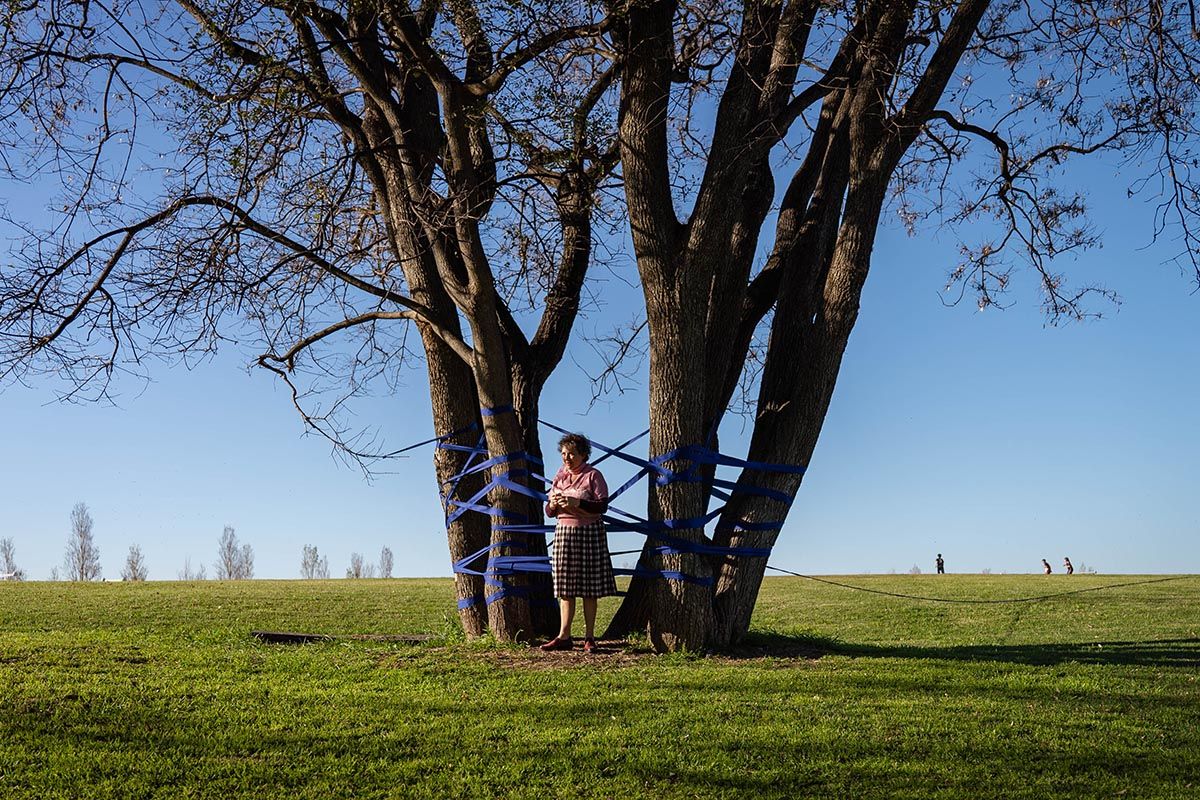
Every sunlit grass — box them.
[1,575,1197,798]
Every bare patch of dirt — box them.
[403,638,828,670]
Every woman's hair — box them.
[557,432,591,460]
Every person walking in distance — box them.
[1063,557,1074,575]
[936,554,945,574]
[1042,559,1053,575]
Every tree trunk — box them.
[642,266,716,651]
[712,172,890,646]
[362,86,495,635]
[425,346,490,637]
[465,291,540,641]
[707,0,922,647]
[603,572,653,639]
[512,366,558,638]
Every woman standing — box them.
[540,433,617,653]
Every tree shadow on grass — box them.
[737,632,1200,668]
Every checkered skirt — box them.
[551,520,618,599]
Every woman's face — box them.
[560,445,585,472]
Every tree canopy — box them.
[3,0,1199,649]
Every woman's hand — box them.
[548,490,579,510]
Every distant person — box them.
[936,554,945,574]
[1042,559,1052,575]
[1063,557,1074,575]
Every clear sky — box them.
[2,144,1198,581]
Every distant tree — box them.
[300,545,330,580]
[49,567,60,582]
[64,502,102,582]
[239,543,255,579]
[345,553,376,580]
[215,526,254,580]
[178,558,207,581]
[379,547,394,580]
[0,537,26,581]
[121,544,148,581]
[908,564,923,576]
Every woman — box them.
[539,432,617,653]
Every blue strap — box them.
[383,420,477,457]
[612,566,714,587]
[443,420,803,600]
[591,427,651,468]
[439,432,487,517]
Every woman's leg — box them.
[582,597,598,639]
[558,597,576,638]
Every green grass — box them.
[1,575,1198,798]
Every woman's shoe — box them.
[539,636,574,651]
[582,638,596,653]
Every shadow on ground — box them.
[735,632,1200,668]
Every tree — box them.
[594,0,1200,650]
[0,537,26,581]
[178,558,208,581]
[379,546,394,579]
[65,502,102,582]
[346,552,377,579]
[4,2,1200,650]
[0,0,617,641]
[215,526,254,580]
[121,544,149,581]
[301,544,331,579]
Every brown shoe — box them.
[583,638,596,654]
[539,636,573,652]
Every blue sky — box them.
[3,160,1196,581]
[2,71,1199,581]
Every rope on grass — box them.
[764,567,1191,604]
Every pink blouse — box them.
[546,463,609,526]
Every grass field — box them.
[1,574,1197,799]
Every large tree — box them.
[0,0,619,639]
[4,1,1199,650]
[602,0,1200,650]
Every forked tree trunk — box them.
[710,180,886,646]
[643,289,715,651]
[512,369,559,638]
[423,333,491,636]
[466,298,542,641]
[707,0,989,647]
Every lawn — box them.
[1,575,1197,799]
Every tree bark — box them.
[704,0,994,647]
[708,0,927,647]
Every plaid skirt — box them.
[551,520,618,599]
